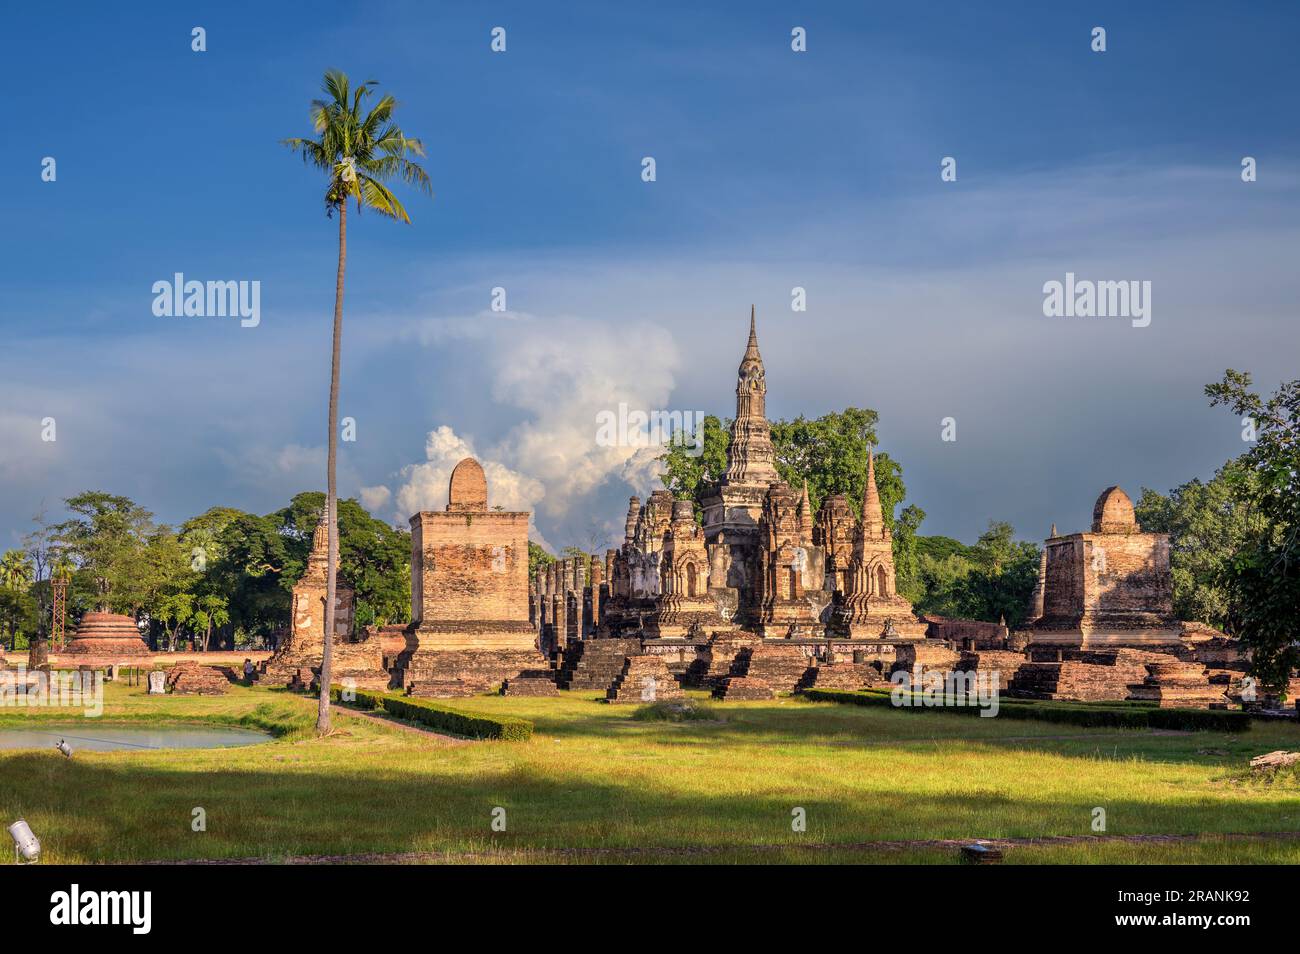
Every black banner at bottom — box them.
[0,862,1279,939]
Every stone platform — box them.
[400,649,547,697]
[502,670,560,696]
[165,662,230,695]
[1127,661,1228,708]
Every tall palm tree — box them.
[284,70,431,734]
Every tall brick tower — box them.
[701,308,782,621]
[723,306,779,486]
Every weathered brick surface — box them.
[712,676,776,700]
[558,638,642,691]
[396,458,551,691]
[62,612,151,661]
[606,655,685,703]
[409,477,532,650]
[800,661,882,690]
[165,662,230,695]
[1031,488,1191,651]
[405,649,543,697]
[258,515,388,689]
[1127,661,1228,708]
[501,670,560,696]
[955,650,1026,690]
[724,642,814,693]
[1009,649,1178,702]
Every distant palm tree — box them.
[0,550,33,651]
[284,70,431,734]
[0,549,32,592]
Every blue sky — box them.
[3,0,1298,553]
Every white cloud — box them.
[371,312,683,549]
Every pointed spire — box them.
[798,479,813,534]
[1050,523,1057,538]
[743,305,761,363]
[860,448,884,536]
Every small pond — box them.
[0,725,273,752]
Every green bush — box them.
[330,686,532,741]
[801,687,1251,733]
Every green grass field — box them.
[2,683,1298,864]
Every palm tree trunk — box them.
[318,199,347,734]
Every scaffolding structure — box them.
[50,576,68,650]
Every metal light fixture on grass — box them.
[7,820,40,863]
[55,739,72,758]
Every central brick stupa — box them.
[395,457,547,696]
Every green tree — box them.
[52,492,158,614]
[0,550,35,650]
[910,523,1040,626]
[1135,456,1267,630]
[659,414,730,511]
[272,492,411,628]
[528,542,555,577]
[284,69,431,733]
[1204,370,1300,691]
[192,594,231,652]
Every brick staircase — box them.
[606,656,685,704]
[799,661,882,691]
[1008,649,1175,702]
[502,670,560,696]
[557,638,643,691]
[714,642,813,700]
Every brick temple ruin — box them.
[523,313,1252,708]
[254,309,1253,708]
[530,311,954,702]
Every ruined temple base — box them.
[165,662,230,695]
[1009,649,1178,702]
[502,670,560,696]
[1127,662,1228,708]
[606,655,685,704]
[722,642,814,694]
[891,641,961,676]
[557,638,643,691]
[712,676,776,701]
[1025,622,1210,652]
[956,650,1028,691]
[699,633,758,686]
[799,661,882,691]
[401,649,548,697]
[260,639,390,692]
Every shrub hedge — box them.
[801,687,1251,733]
[330,687,533,741]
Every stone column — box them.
[589,553,603,635]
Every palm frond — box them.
[358,175,410,223]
